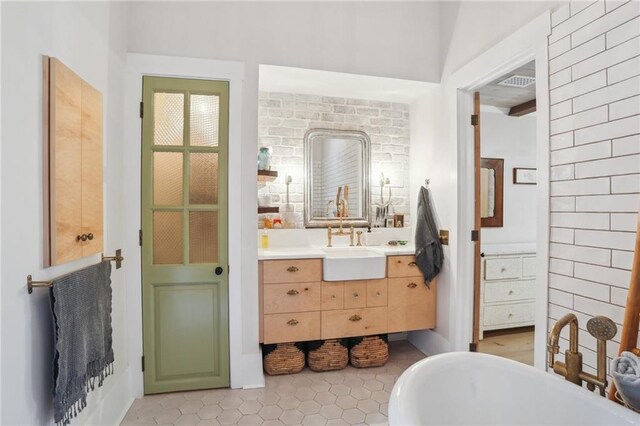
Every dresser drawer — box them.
[387,277,436,333]
[263,311,320,344]
[321,307,387,339]
[483,280,535,304]
[321,281,344,310]
[484,257,522,281]
[263,259,322,284]
[482,302,534,327]
[522,256,536,278]
[387,255,422,278]
[263,282,321,314]
[366,279,388,307]
[344,281,367,309]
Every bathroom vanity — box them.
[258,252,436,344]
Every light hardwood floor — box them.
[477,327,534,366]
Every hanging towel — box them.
[49,261,114,426]
[415,186,444,283]
[612,351,640,411]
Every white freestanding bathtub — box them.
[389,352,639,425]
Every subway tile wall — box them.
[547,0,640,380]
[258,92,410,228]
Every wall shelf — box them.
[258,169,278,182]
[258,206,279,214]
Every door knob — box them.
[215,266,224,275]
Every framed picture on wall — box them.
[513,168,537,185]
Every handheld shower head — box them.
[587,316,617,341]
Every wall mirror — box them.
[304,129,370,228]
[480,158,504,228]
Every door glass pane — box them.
[189,153,218,204]
[190,94,219,147]
[154,152,183,205]
[189,211,217,263]
[154,211,183,264]
[154,92,184,146]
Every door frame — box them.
[123,54,248,398]
[451,11,551,369]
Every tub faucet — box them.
[547,313,617,396]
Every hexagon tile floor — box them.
[121,340,426,426]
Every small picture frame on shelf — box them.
[513,167,537,184]
[385,217,395,228]
[394,214,404,228]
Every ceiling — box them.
[479,61,536,111]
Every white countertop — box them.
[258,244,416,260]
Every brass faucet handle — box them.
[356,231,363,246]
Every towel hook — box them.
[425,178,430,188]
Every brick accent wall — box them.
[258,92,410,228]
[547,0,640,378]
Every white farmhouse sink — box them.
[321,247,386,281]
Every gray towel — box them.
[612,351,640,411]
[49,261,114,425]
[415,186,444,283]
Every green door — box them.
[141,76,229,394]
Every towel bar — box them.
[102,249,124,269]
[28,249,124,294]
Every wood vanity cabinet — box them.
[259,255,437,344]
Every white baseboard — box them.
[241,353,265,389]
[85,366,134,426]
[408,329,451,356]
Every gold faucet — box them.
[327,200,354,247]
[547,314,617,396]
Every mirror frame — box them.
[480,157,504,228]
[304,128,371,228]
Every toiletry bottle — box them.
[261,229,269,249]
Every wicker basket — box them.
[349,335,389,368]
[263,343,306,375]
[307,339,349,372]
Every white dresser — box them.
[479,250,536,339]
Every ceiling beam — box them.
[509,99,536,117]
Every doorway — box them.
[141,76,230,394]
[472,62,538,365]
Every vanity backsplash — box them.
[258,91,411,228]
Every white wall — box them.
[409,3,562,357]
[546,0,640,379]
[1,2,131,424]
[481,110,537,245]
[126,1,442,387]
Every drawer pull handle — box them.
[353,293,359,298]
[287,319,299,326]
[287,289,299,296]
[501,267,507,272]
[508,313,513,318]
[287,266,299,272]
[407,282,418,289]
[408,261,417,267]
[508,290,514,295]
[376,292,381,296]
[332,294,336,299]
[349,314,362,322]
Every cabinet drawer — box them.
[263,311,320,344]
[483,280,535,304]
[482,302,534,327]
[263,282,321,314]
[367,279,388,307]
[321,281,344,310]
[344,281,367,309]
[387,277,436,333]
[484,257,521,281]
[321,307,387,339]
[387,255,422,278]
[263,259,322,284]
[522,256,536,278]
